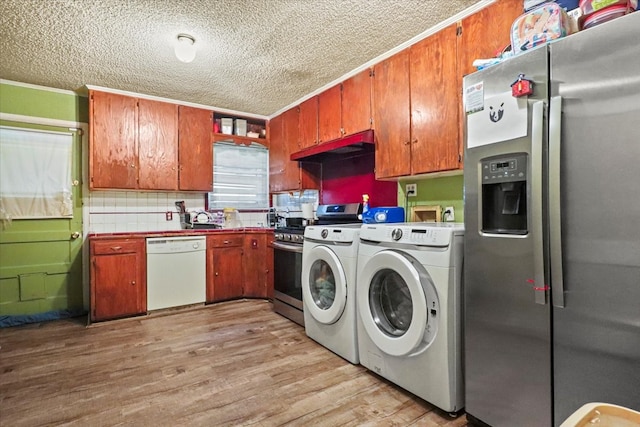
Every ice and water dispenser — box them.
[480,153,528,234]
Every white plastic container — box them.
[221,118,233,135]
[235,119,247,136]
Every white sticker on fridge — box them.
[467,92,528,148]
[465,81,484,114]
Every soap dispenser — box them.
[362,194,370,214]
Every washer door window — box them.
[358,250,439,357]
[369,269,413,337]
[302,246,347,324]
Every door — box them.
[318,84,341,143]
[89,91,137,189]
[550,13,640,424]
[0,122,83,316]
[138,99,178,190]
[302,245,347,324]
[410,24,459,174]
[372,50,411,179]
[298,96,318,149]
[463,48,551,427]
[178,105,212,191]
[341,69,372,137]
[357,250,438,357]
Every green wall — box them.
[398,174,464,222]
[0,82,89,122]
[0,81,87,319]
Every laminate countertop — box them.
[88,227,274,240]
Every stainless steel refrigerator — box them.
[462,13,640,427]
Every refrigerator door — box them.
[550,13,640,425]
[463,47,551,427]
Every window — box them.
[207,142,269,210]
[0,126,73,219]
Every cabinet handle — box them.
[131,281,136,286]
[215,272,219,276]
[223,240,230,245]
[412,139,418,144]
[110,246,122,251]
[403,140,411,145]
[130,164,135,168]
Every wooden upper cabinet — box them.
[457,0,523,78]
[457,0,523,167]
[268,114,285,191]
[178,105,213,191]
[298,96,318,149]
[138,99,179,190]
[372,49,411,179]
[90,91,138,189]
[410,24,460,175]
[318,84,342,143]
[269,109,298,192]
[342,69,372,136]
[269,108,320,192]
[281,107,303,190]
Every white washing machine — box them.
[302,224,361,364]
[356,222,464,413]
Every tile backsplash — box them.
[88,191,269,234]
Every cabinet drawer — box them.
[208,234,244,248]
[92,240,142,255]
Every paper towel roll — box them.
[301,203,314,219]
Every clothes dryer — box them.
[302,224,361,364]
[356,222,464,413]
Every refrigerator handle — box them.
[531,100,548,305]
[549,96,565,308]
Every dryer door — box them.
[357,250,439,357]
[302,245,348,324]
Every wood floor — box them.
[0,300,468,426]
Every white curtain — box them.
[0,126,73,219]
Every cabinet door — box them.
[342,69,372,136]
[372,50,411,179]
[457,0,522,78]
[178,106,213,191]
[243,234,268,298]
[410,24,460,174]
[90,91,138,189]
[298,97,319,149]
[268,114,287,192]
[91,239,146,321]
[282,107,303,191]
[209,247,244,302]
[457,0,523,167]
[138,99,179,190]
[318,84,342,143]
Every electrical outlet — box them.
[444,206,455,222]
[406,183,417,197]
[165,211,173,221]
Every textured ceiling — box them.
[0,0,483,117]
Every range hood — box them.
[290,130,374,162]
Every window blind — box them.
[208,142,269,210]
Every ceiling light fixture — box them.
[175,33,196,63]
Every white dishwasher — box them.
[146,236,206,311]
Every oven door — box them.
[272,241,304,325]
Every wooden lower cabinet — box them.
[206,234,244,302]
[90,238,146,322]
[242,233,273,299]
